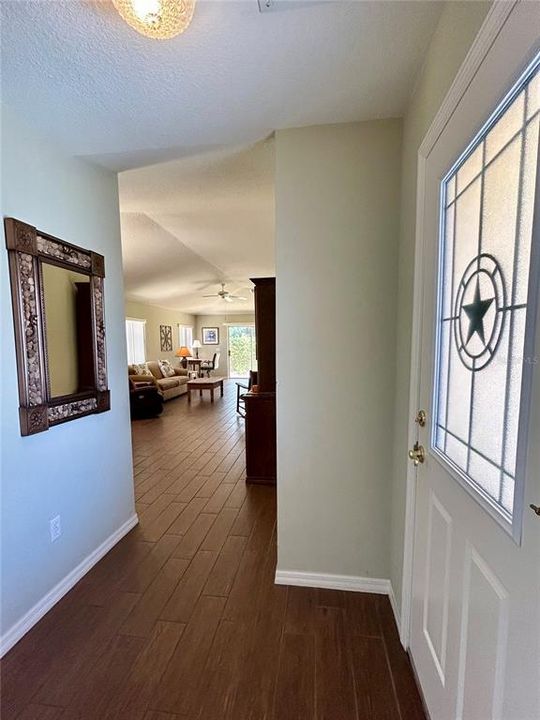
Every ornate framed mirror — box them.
[5,217,110,435]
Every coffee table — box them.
[187,376,224,403]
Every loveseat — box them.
[128,360,189,401]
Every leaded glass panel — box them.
[434,62,539,524]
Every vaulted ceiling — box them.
[120,140,274,314]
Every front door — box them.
[410,5,540,719]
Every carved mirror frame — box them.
[5,217,110,436]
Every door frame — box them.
[400,0,519,650]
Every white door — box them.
[410,5,540,720]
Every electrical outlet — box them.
[50,515,61,543]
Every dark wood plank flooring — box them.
[1,380,425,720]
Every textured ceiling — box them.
[1,0,443,171]
[2,0,444,314]
[119,139,275,314]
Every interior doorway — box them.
[227,325,256,379]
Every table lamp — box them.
[192,339,201,359]
[175,346,191,368]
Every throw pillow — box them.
[159,360,175,378]
[135,363,152,376]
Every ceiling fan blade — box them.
[224,295,233,303]
[229,295,247,300]
[203,294,219,298]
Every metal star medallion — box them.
[454,255,505,371]
[462,280,494,346]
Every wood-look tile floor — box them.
[1,381,425,720]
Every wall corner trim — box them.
[0,513,139,658]
[388,581,401,638]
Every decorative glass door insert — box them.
[433,59,539,534]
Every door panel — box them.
[410,4,540,719]
[423,492,452,686]
[456,547,509,720]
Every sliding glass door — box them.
[227,325,256,378]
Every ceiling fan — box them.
[203,283,247,303]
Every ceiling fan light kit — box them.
[112,0,196,39]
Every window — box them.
[125,318,146,364]
[433,59,539,532]
[179,325,193,349]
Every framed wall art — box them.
[202,327,219,345]
[160,324,173,352]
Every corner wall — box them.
[0,106,136,646]
[389,1,491,613]
[275,119,402,582]
[124,299,195,363]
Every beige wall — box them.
[195,314,256,378]
[124,300,195,364]
[275,119,402,580]
[389,1,491,612]
[124,301,256,375]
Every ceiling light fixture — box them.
[112,0,196,40]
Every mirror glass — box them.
[42,262,94,398]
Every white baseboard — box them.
[0,513,139,658]
[275,569,391,595]
[275,569,402,638]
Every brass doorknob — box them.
[408,442,425,466]
[530,504,540,516]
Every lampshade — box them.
[112,0,196,40]
[175,346,191,357]
[192,340,201,348]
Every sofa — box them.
[128,360,189,401]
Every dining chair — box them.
[201,352,220,377]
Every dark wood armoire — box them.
[74,282,96,392]
[244,277,276,485]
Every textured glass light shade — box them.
[113,0,196,39]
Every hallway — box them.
[1,382,424,719]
